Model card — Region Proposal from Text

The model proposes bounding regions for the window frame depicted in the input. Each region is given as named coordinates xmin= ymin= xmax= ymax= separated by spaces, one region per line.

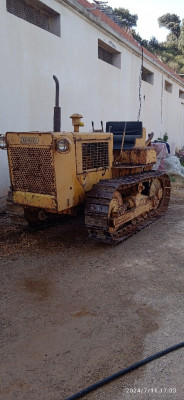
xmin=142 ymin=66 xmax=154 ymax=85
xmin=98 ymin=39 xmax=121 ymax=69
xmin=164 ymin=80 xmax=172 ymax=93
xmin=6 ymin=0 xmax=61 ymax=37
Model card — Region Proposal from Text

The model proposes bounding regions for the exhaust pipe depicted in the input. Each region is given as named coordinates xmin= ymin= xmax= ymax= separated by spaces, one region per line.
xmin=53 ymin=75 xmax=61 ymax=132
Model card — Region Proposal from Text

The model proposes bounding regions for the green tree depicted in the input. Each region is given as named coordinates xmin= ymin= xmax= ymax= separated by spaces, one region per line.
xmin=113 ymin=8 xmax=138 ymax=29
xmin=131 ymin=30 xmax=148 ymax=47
xmin=158 ymin=13 xmax=181 ymax=38
xmin=149 ymin=36 xmax=159 ymax=48
xmin=155 ymin=13 xmax=184 ymax=73
xmin=165 ymin=32 xmax=179 ymax=49
xmin=167 ymin=60 xmax=180 ymax=72
xmin=111 ymin=7 xmax=184 ymax=74
xmin=178 ymin=20 xmax=184 ymax=53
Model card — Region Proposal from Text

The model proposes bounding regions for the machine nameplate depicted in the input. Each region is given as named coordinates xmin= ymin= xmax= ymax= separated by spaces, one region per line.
xmin=20 ymin=137 xmax=39 ymax=145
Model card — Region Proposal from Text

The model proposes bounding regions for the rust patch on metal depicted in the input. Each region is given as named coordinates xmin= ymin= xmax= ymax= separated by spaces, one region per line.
xmin=9 ymin=147 xmax=56 ymax=195
xmin=82 ymin=142 xmax=109 ymax=171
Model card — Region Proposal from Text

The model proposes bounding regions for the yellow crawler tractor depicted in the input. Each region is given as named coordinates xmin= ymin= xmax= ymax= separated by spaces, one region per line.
xmin=0 ymin=76 xmax=171 ymax=243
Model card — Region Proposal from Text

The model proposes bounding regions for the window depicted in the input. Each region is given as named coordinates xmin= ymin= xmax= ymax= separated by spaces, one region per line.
xmin=179 ymin=90 xmax=184 ymax=99
xmin=98 ymin=39 xmax=121 ymax=69
xmin=165 ymin=80 xmax=172 ymax=93
xmin=6 ymin=0 xmax=60 ymax=37
xmin=142 ymin=66 xmax=154 ymax=85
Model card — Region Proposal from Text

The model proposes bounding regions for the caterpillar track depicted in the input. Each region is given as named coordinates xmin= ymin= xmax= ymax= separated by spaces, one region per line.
xmin=85 ymin=170 xmax=171 ymax=244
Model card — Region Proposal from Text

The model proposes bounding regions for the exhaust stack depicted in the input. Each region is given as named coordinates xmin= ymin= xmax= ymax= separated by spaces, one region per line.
xmin=53 ymin=75 xmax=61 ymax=132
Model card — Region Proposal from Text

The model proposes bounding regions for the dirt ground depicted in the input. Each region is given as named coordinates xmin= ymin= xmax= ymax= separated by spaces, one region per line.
xmin=0 ymin=177 xmax=184 ymax=400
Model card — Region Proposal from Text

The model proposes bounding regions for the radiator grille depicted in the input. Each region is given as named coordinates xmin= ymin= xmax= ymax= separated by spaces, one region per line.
xmin=7 ymin=0 xmax=49 ymax=32
xmin=82 ymin=142 xmax=109 ymax=172
xmin=9 ymin=147 xmax=56 ymax=195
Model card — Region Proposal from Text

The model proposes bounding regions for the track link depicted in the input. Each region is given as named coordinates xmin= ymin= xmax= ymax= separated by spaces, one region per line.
xmin=85 ymin=171 xmax=171 ymax=244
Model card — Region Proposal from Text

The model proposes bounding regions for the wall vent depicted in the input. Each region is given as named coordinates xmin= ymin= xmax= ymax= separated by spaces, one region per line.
xmin=142 ymin=66 xmax=154 ymax=85
xmin=98 ymin=39 xmax=121 ymax=69
xmin=165 ymin=80 xmax=172 ymax=93
xmin=7 ymin=0 xmax=60 ymax=37
xmin=179 ymin=89 xmax=184 ymax=99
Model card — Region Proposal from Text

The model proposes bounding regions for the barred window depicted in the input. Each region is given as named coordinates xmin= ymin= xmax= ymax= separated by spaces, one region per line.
xmin=7 ymin=0 xmax=60 ymax=37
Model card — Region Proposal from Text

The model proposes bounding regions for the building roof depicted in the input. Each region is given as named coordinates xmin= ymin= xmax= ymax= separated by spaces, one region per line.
xmin=76 ymin=0 xmax=184 ymax=85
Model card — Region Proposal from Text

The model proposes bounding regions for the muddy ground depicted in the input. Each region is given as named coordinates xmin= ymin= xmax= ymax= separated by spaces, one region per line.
xmin=0 ymin=178 xmax=184 ymax=400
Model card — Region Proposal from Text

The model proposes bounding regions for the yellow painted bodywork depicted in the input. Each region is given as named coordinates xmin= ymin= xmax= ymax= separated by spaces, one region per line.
xmin=119 ymin=147 xmax=156 ymax=165
xmin=6 ymin=131 xmax=113 ymax=213
xmin=7 ymin=132 xmax=53 ymax=146
xmin=134 ymin=127 xmax=146 ymax=148
xmin=55 ymin=132 xmax=113 ymax=211
xmin=13 ymin=191 xmax=57 ymax=210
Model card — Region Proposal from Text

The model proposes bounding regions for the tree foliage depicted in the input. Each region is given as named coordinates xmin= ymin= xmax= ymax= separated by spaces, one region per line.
xmin=165 ymin=33 xmax=179 ymax=49
xmin=113 ymin=8 xmax=184 ymax=74
xmin=113 ymin=8 xmax=138 ymax=29
xmin=178 ymin=20 xmax=184 ymax=53
xmin=157 ymin=14 xmax=184 ymax=73
xmin=158 ymin=14 xmax=181 ymax=38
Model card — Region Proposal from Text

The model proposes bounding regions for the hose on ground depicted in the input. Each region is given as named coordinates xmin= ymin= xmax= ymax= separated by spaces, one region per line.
xmin=66 ymin=341 xmax=184 ymax=400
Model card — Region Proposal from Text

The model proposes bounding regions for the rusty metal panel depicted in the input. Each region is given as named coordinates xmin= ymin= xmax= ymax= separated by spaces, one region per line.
xmin=6 ymin=132 xmax=53 ymax=146
xmin=117 ymin=147 xmax=157 ymax=165
xmin=82 ymin=142 xmax=109 ymax=172
xmin=9 ymin=146 xmax=56 ymax=195
xmin=74 ymin=132 xmax=113 ymax=175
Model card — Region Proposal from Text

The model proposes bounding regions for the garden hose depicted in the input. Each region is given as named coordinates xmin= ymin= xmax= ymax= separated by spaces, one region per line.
xmin=66 ymin=341 xmax=184 ymax=400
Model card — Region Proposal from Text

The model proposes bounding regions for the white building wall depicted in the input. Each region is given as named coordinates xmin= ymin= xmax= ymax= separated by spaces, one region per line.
xmin=140 ymin=64 xmax=183 ymax=146
xmin=1 ymin=0 xmax=184 ymax=204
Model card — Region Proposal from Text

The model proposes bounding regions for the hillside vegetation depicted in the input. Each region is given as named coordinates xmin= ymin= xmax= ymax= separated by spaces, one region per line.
xmin=114 ymin=8 xmax=184 ymax=74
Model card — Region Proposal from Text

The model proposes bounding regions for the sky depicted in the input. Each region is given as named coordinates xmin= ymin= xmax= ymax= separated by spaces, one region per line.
xmin=89 ymin=0 xmax=184 ymax=42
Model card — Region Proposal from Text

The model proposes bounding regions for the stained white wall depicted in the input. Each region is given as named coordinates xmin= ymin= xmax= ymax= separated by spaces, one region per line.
xmin=0 ymin=0 xmax=184 ymax=203
xmin=141 ymin=71 xmax=183 ymax=147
